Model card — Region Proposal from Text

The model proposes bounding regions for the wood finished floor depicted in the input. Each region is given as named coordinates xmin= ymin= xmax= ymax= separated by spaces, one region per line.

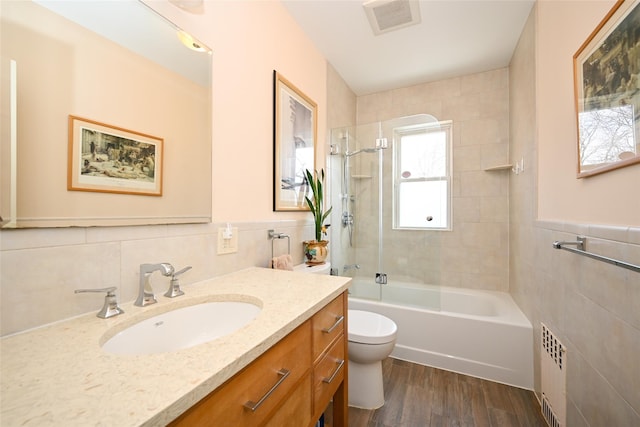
xmin=327 ymin=358 xmax=547 ymax=427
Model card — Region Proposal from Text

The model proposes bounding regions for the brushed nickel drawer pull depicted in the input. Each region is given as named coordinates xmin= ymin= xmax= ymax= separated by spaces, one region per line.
xmin=321 ymin=315 xmax=344 ymax=334
xmin=243 ymin=368 xmax=290 ymax=412
xmin=322 ymin=359 xmax=345 ymax=384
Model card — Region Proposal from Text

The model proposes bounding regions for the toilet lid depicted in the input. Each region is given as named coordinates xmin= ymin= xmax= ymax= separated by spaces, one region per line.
xmin=348 ymin=309 xmax=397 ymax=344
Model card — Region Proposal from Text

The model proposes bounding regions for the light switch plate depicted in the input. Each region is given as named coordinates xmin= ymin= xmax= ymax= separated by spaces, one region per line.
xmin=217 ymin=227 xmax=238 ymax=254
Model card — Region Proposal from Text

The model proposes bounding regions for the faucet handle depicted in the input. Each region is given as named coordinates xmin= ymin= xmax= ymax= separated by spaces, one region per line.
xmin=172 ymin=266 xmax=192 ymax=279
xmin=75 ymin=287 xmax=124 ymax=319
xmin=164 ymin=266 xmax=192 ymax=298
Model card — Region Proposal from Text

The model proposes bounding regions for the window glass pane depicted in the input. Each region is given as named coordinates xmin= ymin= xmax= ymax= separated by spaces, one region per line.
xmin=399 ymin=131 xmax=446 ymax=178
xmin=398 ymin=181 xmax=448 ymax=228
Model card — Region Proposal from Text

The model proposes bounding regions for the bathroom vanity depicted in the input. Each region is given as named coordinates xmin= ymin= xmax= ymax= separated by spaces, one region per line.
xmin=170 ymin=292 xmax=347 ymax=426
xmin=0 ymin=268 xmax=350 ymax=426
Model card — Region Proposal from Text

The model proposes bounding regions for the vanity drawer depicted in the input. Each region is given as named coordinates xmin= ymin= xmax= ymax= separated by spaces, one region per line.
xmin=313 ymin=336 xmax=345 ymax=416
xmin=264 ymin=375 xmax=311 ymax=427
xmin=170 ymin=321 xmax=312 ymax=426
xmin=312 ymin=294 xmax=345 ymax=361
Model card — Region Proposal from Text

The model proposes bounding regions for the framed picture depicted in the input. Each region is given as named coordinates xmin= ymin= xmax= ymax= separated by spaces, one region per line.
xmin=68 ymin=116 xmax=163 ymax=196
xmin=273 ymin=71 xmax=317 ymax=211
xmin=573 ymin=0 xmax=640 ymax=177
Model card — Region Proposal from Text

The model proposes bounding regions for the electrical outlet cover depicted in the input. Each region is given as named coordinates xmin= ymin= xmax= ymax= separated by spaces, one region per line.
xmin=217 ymin=227 xmax=238 ymax=254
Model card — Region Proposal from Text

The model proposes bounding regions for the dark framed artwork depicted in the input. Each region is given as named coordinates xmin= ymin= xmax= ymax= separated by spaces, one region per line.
xmin=574 ymin=0 xmax=640 ymax=177
xmin=273 ymin=71 xmax=317 ymax=211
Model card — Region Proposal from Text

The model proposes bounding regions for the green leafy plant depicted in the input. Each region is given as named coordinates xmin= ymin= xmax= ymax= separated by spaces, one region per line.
xmin=304 ymin=168 xmax=332 ymax=242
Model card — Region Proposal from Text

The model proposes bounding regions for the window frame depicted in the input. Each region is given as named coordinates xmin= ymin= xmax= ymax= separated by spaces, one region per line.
xmin=392 ymin=120 xmax=453 ymax=231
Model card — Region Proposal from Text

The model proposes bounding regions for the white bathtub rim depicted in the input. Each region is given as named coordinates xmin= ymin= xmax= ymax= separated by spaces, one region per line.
xmin=348 ymin=293 xmax=532 ymax=328
xmin=349 ymin=279 xmax=531 ymax=324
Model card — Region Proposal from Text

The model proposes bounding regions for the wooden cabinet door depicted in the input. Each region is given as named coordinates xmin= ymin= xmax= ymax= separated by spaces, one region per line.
xmin=170 ymin=322 xmax=311 ymax=427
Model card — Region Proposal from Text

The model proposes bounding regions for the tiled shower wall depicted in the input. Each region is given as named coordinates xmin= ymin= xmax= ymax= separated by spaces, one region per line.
xmin=354 ymin=68 xmax=511 ymax=290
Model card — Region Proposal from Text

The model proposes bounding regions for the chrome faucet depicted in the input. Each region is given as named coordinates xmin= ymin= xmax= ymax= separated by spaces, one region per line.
xmin=135 ymin=263 xmax=174 ymax=307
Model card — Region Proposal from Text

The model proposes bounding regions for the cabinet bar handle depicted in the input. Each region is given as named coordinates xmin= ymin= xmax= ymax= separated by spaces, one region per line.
xmin=322 ymin=359 xmax=345 ymax=384
xmin=243 ymin=368 xmax=290 ymax=412
xmin=321 ymin=315 xmax=344 ymax=334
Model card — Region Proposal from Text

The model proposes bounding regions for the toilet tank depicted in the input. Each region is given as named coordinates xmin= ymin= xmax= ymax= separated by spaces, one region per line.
xmin=293 ymin=263 xmax=331 ymax=275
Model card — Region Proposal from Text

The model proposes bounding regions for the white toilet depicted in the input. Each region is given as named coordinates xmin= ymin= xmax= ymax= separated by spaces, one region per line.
xmin=293 ymin=263 xmax=398 ymax=409
xmin=347 ymin=309 xmax=397 ymax=409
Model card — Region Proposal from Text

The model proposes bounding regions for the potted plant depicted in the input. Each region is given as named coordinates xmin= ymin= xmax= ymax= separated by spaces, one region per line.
xmin=303 ymin=168 xmax=332 ymax=264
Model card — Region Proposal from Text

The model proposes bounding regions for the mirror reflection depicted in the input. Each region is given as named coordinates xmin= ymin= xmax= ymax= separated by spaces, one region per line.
xmin=0 ymin=0 xmax=212 ymax=227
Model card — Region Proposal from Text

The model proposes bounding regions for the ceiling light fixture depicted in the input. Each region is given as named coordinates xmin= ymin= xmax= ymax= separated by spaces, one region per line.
xmin=363 ymin=0 xmax=421 ymax=36
xmin=176 ymin=30 xmax=210 ymax=53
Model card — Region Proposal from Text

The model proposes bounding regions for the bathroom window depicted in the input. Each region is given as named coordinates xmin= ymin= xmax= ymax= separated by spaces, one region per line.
xmin=393 ymin=120 xmax=452 ymax=230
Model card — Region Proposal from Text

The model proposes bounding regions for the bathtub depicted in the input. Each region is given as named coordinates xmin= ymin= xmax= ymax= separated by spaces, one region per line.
xmin=348 ymin=280 xmax=534 ymax=389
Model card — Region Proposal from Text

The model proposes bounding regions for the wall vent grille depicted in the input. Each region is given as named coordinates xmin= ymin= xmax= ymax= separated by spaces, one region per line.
xmin=542 ymin=395 xmax=561 ymax=427
xmin=541 ymin=323 xmax=566 ymax=427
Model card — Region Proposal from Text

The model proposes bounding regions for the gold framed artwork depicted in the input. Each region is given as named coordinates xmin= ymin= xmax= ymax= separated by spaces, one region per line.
xmin=573 ymin=0 xmax=640 ymax=177
xmin=68 ymin=115 xmax=163 ymax=196
xmin=273 ymin=71 xmax=317 ymax=211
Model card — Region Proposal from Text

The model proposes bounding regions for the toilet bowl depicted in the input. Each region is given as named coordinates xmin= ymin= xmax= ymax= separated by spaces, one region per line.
xmin=292 ymin=263 xmax=398 ymax=409
xmin=348 ymin=309 xmax=397 ymax=409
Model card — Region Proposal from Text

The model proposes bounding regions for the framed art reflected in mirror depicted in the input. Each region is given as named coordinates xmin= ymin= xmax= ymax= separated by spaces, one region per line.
xmin=574 ymin=0 xmax=640 ymax=177
xmin=68 ymin=116 xmax=163 ymax=196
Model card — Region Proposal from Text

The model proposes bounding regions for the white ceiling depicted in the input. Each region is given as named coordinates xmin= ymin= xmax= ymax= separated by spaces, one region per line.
xmin=282 ymin=0 xmax=535 ymax=95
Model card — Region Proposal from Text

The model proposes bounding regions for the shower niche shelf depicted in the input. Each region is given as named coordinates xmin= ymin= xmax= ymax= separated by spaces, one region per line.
xmin=483 ymin=164 xmax=512 ymax=171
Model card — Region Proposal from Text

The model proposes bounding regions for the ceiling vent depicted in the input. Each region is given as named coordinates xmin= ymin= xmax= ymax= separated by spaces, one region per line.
xmin=363 ymin=0 xmax=421 ymax=36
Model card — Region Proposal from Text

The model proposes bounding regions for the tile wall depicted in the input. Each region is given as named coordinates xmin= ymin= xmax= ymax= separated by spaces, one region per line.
xmin=510 ymin=9 xmax=640 ymax=425
xmin=0 ymin=220 xmax=313 ymax=336
xmin=351 ymin=68 xmax=511 ymax=290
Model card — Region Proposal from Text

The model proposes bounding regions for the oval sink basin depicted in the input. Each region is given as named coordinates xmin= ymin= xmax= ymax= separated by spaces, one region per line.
xmin=102 ymin=301 xmax=261 ymax=355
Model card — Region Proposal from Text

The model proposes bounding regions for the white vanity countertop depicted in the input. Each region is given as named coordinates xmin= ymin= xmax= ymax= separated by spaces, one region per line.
xmin=0 ymin=267 xmax=351 ymax=426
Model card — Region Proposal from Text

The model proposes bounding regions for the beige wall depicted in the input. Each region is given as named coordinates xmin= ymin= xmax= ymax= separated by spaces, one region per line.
xmin=2 ymin=4 xmax=639 ymax=426
xmin=2 ymin=1 xmax=211 ymax=226
xmin=0 ymin=1 xmax=327 ymax=335
xmin=147 ymin=0 xmax=327 ymax=223
xmin=511 ymin=5 xmax=640 ymax=426
xmin=536 ymin=0 xmax=640 ymax=227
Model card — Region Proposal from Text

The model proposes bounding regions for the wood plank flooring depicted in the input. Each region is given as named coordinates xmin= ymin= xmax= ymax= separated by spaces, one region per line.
xmin=326 ymin=358 xmax=547 ymax=427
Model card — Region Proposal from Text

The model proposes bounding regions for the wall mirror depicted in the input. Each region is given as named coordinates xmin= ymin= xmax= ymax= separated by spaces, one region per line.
xmin=0 ymin=0 xmax=212 ymax=227
xmin=573 ymin=0 xmax=640 ymax=178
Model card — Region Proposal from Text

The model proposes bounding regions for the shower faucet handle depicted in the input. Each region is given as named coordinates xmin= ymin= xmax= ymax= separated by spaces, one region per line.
xmin=342 ymin=212 xmax=354 ymax=226
xmin=375 ymin=273 xmax=387 ymax=285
